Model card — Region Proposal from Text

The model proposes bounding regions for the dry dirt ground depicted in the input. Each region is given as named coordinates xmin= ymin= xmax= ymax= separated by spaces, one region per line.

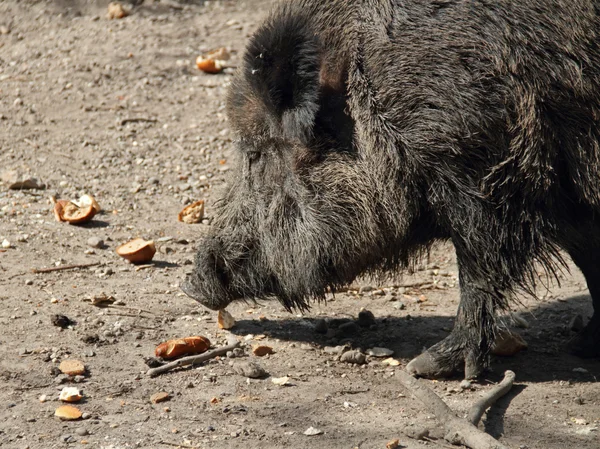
xmin=0 ymin=1 xmax=599 ymax=449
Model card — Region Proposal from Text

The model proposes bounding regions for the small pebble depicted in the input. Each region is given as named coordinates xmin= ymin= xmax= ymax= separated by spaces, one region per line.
xmin=52 ymin=314 xmax=74 ymax=329
xmin=393 ymin=302 xmax=406 ymax=310
xmin=357 ymin=309 xmax=376 ymax=328
xmin=366 ymin=347 xmax=393 ymax=357
xmin=340 ymin=350 xmax=366 ymax=364
xmin=460 ymin=379 xmax=472 ymax=390
xmin=406 ymin=427 xmax=430 ymax=440
xmin=75 ymin=428 xmax=89 ymax=437
xmin=150 ymin=392 xmax=171 ymax=404
xmin=569 ymin=315 xmax=585 ymax=332
xmin=323 ymin=345 xmax=345 ymax=355
xmin=303 ymin=426 xmax=323 ymax=436
xmin=338 ymin=321 xmax=359 ymax=336
xmin=235 ymin=361 xmax=267 ymax=378
xmin=314 ymin=319 xmax=328 ymax=334
xmin=87 ymin=237 xmax=104 ymax=249
xmin=576 ymin=426 xmax=598 ymax=435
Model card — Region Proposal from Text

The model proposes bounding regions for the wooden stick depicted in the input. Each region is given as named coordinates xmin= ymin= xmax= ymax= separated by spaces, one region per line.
xmin=397 ymin=370 xmax=511 ymax=449
xmin=158 ymin=441 xmax=198 ymax=449
xmin=468 ymin=371 xmax=516 ymax=426
xmin=147 ymin=340 xmax=241 ymax=377
xmin=120 ymin=117 xmax=158 ymax=126
xmin=31 ymin=262 xmax=101 ymax=274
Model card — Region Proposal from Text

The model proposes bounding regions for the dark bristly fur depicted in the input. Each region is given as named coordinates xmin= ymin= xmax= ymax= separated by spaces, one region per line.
xmin=182 ymin=0 xmax=600 ymax=378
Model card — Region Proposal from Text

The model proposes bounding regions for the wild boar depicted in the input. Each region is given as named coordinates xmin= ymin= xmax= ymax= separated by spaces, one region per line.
xmin=182 ymin=0 xmax=600 ymax=378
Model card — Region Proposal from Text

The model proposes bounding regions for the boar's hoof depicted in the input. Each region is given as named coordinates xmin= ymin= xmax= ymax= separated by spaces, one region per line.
xmin=567 ymin=318 xmax=600 ymax=358
xmin=406 ymin=351 xmax=459 ymax=379
xmin=406 ymin=335 xmax=485 ymax=380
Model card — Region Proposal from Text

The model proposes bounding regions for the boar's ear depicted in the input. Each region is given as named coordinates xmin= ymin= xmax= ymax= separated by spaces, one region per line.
xmin=244 ymin=9 xmax=320 ymax=143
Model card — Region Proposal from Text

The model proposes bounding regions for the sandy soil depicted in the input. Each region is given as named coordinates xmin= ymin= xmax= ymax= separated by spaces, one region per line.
xmin=0 ymin=1 xmax=598 ymax=448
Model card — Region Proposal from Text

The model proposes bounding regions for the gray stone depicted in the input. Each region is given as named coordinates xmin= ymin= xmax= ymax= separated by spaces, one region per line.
xmin=366 ymin=347 xmax=393 ymax=357
xmin=87 ymin=237 xmax=104 ymax=249
xmin=235 ymin=361 xmax=267 ymax=378
xmin=569 ymin=314 xmax=585 ymax=332
xmin=314 ymin=319 xmax=328 ymax=334
xmin=340 ymin=350 xmax=366 ymax=364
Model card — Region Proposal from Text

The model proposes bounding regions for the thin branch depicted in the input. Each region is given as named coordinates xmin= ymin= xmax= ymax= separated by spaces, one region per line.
xmin=120 ymin=117 xmax=158 ymax=126
xmin=147 ymin=340 xmax=241 ymax=377
xmin=397 ymin=370 xmax=511 ymax=449
xmin=31 ymin=262 xmax=102 ymax=273
xmin=468 ymin=370 xmax=516 ymax=426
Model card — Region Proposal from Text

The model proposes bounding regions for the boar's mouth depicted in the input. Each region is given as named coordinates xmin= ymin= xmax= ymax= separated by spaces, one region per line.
xmin=179 ymin=249 xmax=241 ymax=311
xmin=180 ymin=276 xmax=221 ymax=311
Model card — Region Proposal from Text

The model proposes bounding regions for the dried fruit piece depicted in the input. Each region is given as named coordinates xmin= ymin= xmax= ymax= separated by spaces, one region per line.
xmin=75 ymin=194 xmax=101 ymax=214
xmin=107 ymin=2 xmax=128 ymax=19
xmin=116 ymin=238 xmax=156 ymax=264
xmin=206 ymin=47 xmax=231 ymax=61
xmin=55 ymin=405 xmax=82 ymax=420
xmin=381 ymin=357 xmax=401 ymax=366
xmin=59 ymin=359 xmax=86 ymax=376
xmin=218 ymin=309 xmax=235 ymax=329
xmin=196 ymin=57 xmax=224 ymax=74
xmin=155 ymin=336 xmax=211 ymax=359
xmin=252 ymin=345 xmax=274 ymax=357
xmin=150 ymin=392 xmax=171 ymax=404
xmin=54 ymin=200 xmax=96 ymax=224
xmin=178 ymin=200 xmax=205 ymax=224
xmin=491 ymin=330 xmax=528 ymax=356
xmin=59 ymin=387 xmax=83 ymax=403
xmin=86 ymin=292 xmax=116 ymax=307
xmin=386 ymin=439 xmax=400 ymax=449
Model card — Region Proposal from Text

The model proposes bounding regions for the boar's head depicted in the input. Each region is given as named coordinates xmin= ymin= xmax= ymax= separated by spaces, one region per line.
xmin=181 ymin=8 xmax=421 ymax=311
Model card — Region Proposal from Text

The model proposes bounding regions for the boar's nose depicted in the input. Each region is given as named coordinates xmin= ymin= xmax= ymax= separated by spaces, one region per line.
xmin=180 ymin=251 xmax=232 ymax=310
xmin=180 ymin=274 xmax=206 ymax=304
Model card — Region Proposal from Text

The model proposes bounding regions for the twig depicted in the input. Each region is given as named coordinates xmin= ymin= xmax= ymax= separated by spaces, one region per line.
xmin=468 ymin=371 xmax=516 ymax=426
xmin=131 ymin=324 xmax=159 ymax=330
xmin=100 ymin=304 xmax=156 ymax=316
xmin=104 ymin=312 xmax=148 ymax=318
xmin=423 ymin=436 xmax=460 ymax=449
xmin=24 ymin=138 xmax=39 ymax=148
xmin=120 ymin=117 xmax=158 ymax=126
xmin=147 ymin=340 xmax=241 ymax=377
xmin=397 ymin=370 xmax=511 ymax=449
xmin=158 ymin=441 xmax=198 ymax=449
xmin=31 ymin=262 xmax=101 ymax=274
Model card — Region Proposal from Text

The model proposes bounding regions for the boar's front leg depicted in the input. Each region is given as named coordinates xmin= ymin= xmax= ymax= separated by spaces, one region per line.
xmin=565 ymin=240 xmax=600 ymax=358
xmin=407 ymin=244 xmax=504 ymax=379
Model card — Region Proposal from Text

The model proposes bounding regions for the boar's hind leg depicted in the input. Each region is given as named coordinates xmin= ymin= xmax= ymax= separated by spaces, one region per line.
xmin=406 ymin=247 xmax=501 ymax=379
xmin=565 ymin=243 xmax=600 ymax=358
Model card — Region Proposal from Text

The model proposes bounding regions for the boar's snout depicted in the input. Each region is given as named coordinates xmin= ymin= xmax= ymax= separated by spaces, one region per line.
xmin=180 ymin=241 xmax=235 ymax=311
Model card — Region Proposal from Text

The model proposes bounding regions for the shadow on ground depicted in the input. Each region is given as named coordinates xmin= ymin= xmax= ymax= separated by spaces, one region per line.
xmin=228 ymin=294 xmax=599 ymax=384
